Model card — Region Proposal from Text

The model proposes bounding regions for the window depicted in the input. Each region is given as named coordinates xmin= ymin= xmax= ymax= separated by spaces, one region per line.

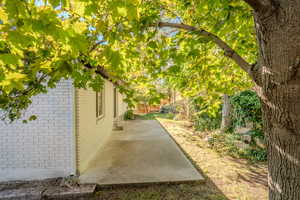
xmin=96 ymin=88 xmax=105 ymax=119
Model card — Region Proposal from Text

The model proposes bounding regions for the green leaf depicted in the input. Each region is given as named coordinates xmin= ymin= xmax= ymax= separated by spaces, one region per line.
xmin=7 ymin=31 xmax=34 ymax=48
xmin=49 ymin=0 xmax=61 ymax=7
xmin=0 ymin=54 xmax=20 ymax=65
xmin=148 ymin=41 xmax=157 ymax=49
xmin=117 ymin=7 xmax=128 ymax=17
xmin=29 ymin=115 xmax=37 ymax=121
xmin=0 ymin=97 xmax=9 ymax=105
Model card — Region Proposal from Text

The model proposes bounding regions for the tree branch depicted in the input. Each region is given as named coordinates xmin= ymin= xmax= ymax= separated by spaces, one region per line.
xmin=80 ymin=59 xmax=125 ymax=86
xmin=158 ymin=22 xmax=252 ymax=74
xmin=89 ymin=40 xmax=105 ymax=52
xmin=243 ymin=0 xmax=277 ymax=12
xmin=243 ymin=0 xmax=264 ymax=11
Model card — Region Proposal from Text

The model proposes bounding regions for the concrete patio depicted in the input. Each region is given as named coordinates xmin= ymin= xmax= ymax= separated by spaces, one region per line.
xmin=79 ymin=120 xmax=203 ymax=185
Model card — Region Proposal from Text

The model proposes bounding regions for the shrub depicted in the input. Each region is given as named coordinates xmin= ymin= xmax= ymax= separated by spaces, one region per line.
xmin=190 ymin=96 xmax=222 ymax=131
xmin=159 ymin=104 xmax=177 ymax=113
xmin=193 ymin=113 xmax=222 ymax=131
xmin=208 ymin=132 xmax=267 ymax=162
xmin=190 ymin=90 xmax=266 ymax=162
xmin=230 ymin=90 xmax=264 ymax=139
xmin=242 ymin=148 xmax=267 ymax=162
xmin=124 ymin=110 xmax=135 ymax=120
xmin=230 ymin=90 xmax=262 ymax=128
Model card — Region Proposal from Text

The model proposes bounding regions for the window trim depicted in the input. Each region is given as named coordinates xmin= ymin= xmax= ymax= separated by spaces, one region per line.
xmin=96 ymin=88 xmax=105 ymax=120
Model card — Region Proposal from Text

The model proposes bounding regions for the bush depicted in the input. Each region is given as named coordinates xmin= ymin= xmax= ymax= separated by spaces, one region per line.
xmin=230 ymin=90 xmax=262 ymax=128
xmin=124 ymin=110 xmax=135 ymax=120
xmin=190 ymin=96 xmax=222 ymax=131
xmin=194 ymin=113 xmax=222 ymax=131
xmin=242 ymin=148 xmax=267 ymax=162
xmin=230 ymin=90 xmax=264 ymax=140
xmin=159 ymin=104 xmax=177 ymax=114
xmin=208 ymin=132 xmax=267 ymax=162
xmin=188 ymin=90 xmax=266 ymax=162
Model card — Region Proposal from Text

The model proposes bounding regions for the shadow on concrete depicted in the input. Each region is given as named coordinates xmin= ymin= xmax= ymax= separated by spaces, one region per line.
xmin=85 ymin=120 xmax=230 ymax=200
xmin=80 ymin=120 xmax=203 ymax=185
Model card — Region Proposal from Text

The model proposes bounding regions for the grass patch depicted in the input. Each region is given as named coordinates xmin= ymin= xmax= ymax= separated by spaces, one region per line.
xmin=135 ymin=112 xmax=175 ymax=120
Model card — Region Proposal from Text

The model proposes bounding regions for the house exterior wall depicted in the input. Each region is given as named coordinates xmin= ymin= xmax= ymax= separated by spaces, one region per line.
xmin=116 ymin=92 xmax=128 ymax=127
xmin=118 ymin=93 xmax=128 ymax=116
xmin=76 ymin=80 xmax=127 ymax=173
xmin=0 ymin=80 xmax=76 ymax=181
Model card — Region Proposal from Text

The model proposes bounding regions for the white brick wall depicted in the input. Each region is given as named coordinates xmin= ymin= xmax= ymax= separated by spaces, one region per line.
xmin=0 ymin=80 xmax=75 ymax=181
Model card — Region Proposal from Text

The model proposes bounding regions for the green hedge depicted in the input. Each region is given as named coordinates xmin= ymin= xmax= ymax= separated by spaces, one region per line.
xmin=230 ymin=90 xmax=262 ymax=129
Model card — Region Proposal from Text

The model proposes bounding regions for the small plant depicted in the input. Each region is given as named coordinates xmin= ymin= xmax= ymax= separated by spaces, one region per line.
xmin=248 ymin=129 xmax=264 ymax=139
xmin=124 ymin=110 xmax=135 ymax=120
xmin=159 ymin=104 xmax=177 ymax=114
xmin=242 ymin=148 xmax=267 ymax=162
xmin=207 ymin=132 xmax=267 ymax=162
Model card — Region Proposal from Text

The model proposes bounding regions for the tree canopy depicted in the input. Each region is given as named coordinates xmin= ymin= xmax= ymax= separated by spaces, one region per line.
xmin=0 ymin=0 xmax=257 ymax=121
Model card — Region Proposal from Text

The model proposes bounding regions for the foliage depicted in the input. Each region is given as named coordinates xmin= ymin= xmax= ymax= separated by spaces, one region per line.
xmin=199 ymin=90 xmax=266 ymax=161
xmin=156 ymin=0 xmax=255 ymax=115
xmin=189 ymin=96 xmax=222 ymax=131
xmin=230 ymin=90 xmax=262 ymax=130
xmin=194 ymin=113 xmax=222 ymax=131
xmin=243 ymin=148 xmax=267 ymax=162
xmin=0 ymin=0 xmax=257 ymax=122
xmin=131 ymin=78 xmax=167 ymax=110
xmin=197 ymin=90 xmax=266 ymax=161
xmin=248 ymin=129 xmax=264 ymax=139
xmin=0 ymin=0 xmax=141 ymax=121
xmin=124 ymin=109 xmax=135 ymax=120
xmin=159 ymin=104 xmax=177 ymax=114
xmin=208 ymin=132 xmax=267 ymax=162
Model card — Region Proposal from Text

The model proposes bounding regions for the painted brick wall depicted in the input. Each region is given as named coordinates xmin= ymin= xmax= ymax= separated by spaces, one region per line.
xmin=0 ymin=80 xmax=75 ymax=181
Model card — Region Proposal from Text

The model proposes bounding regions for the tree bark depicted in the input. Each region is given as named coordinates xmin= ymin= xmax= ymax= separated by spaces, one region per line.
xmin=252 ymin=1 xmax=300 ymax=199
xmin=221 ymin=94 xmax=232 ymax=131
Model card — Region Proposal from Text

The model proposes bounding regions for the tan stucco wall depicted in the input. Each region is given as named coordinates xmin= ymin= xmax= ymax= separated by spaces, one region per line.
xmin=118 ymin=93 xmax=128 ymax=115
xmin=75 ymin=80 xmax=127 ymax=173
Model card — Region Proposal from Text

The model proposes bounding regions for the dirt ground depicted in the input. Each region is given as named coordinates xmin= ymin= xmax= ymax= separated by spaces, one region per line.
xmin=94 ymin=118 xmax=268 ymax=200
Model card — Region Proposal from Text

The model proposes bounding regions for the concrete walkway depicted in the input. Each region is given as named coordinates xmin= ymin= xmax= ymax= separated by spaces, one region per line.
xmin=79 ymin=120 xmax=203 ymax=185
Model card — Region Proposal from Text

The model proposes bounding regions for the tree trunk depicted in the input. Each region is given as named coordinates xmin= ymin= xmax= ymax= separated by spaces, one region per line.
xmin=221 ymin=94 xmax=232 ymax=131
xmin=253 ymin=1 xmax=300 ymax=199
xmin=186 ymin=99 xmax=191 ymax=120
xmin=172 ymin=89 xmax=176 ymax=104
xmin=169 ymin=88 xmax=172 ymax=104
